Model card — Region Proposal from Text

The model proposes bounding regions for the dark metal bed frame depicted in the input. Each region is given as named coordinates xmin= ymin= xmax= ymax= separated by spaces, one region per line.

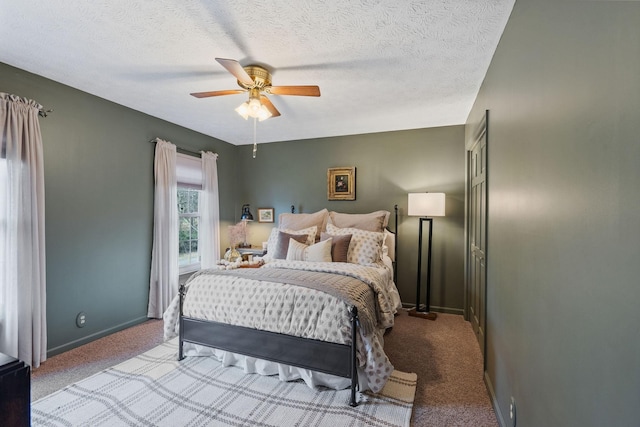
xmin=178 ymin=205 xmax=398 ymax=407
xmin=179 ymin=305 xmax=360 ymax=405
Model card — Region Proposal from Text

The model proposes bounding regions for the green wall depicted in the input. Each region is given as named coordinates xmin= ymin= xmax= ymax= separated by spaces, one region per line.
xmin=467 ymin=1 xmax=640 ymax=426
xmin=2 ymin=61 xmax=468 ymax=356
xmin=0 ymin=62 xmax=238 ymax=355
xmin=235 ymin=128 xmax=466 ymax=311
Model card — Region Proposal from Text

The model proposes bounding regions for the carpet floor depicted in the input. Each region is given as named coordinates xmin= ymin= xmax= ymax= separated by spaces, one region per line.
xmin=385 ymin=311 xmax=498 ymax=426
xmin=32 ymin=338 xmax=417 ymax=426
xmin=32 ymin=310 xmax=498 ymax=426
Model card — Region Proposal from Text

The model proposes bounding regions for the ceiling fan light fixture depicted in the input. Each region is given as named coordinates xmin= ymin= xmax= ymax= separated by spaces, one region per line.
xmin=192 ymin=58 xmax=318 ymax=121
xmin=235 ymin=98 xmax=272 ymax=121
xmin=256 ymin=105 xmax=272 ymax=121
xmin=235 ymin=102 xmax=250 ymax=120
xmin=248 ymin=98 xmax=261 ymax=115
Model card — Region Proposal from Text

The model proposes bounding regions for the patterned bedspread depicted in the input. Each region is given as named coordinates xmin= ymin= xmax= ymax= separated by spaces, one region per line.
xmin=163 ymin=260 xmax=395 ymax=393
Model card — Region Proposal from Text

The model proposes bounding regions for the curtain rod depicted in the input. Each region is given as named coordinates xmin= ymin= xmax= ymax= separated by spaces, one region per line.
xmin=1 ymin=93 xmax=51 ymax=117
xmin=148 ymin=138 xmax=203 ymax=157
xmin=38 ymin=108 xmax=53 ymax=118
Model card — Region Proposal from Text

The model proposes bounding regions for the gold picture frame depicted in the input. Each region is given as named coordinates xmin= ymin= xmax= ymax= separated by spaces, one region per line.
xmin=327 ymin=167 xmax=356 ymax=201
xmin=257 ymin=208 xmax=274 ymax=223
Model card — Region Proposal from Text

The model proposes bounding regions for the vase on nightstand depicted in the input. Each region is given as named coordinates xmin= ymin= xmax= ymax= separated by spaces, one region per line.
xmin=224 ymin=246 xmax=241 ymax=262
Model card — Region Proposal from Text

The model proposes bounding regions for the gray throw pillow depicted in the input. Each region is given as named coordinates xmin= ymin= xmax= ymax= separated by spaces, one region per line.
xmin=320 ymin=232 xmax=352 ymax=263
xmin=274 ymin=231 xmax=309 ymax=259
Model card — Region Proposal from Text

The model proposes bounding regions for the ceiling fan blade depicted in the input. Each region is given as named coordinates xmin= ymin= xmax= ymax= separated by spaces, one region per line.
xmin=190 ymin=89 xmax=246 ymax=98
xmin=260 ymin=95 xmax=281 ymax=118
xmin=215 ymin=58 xmax=254 ymax=86
xmin=267 ymin=85 xmax=321 ymax=97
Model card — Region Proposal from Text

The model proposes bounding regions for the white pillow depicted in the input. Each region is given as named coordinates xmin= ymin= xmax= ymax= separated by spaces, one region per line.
xmin=265 ymin=226 xmax=317 ymax=259
xmin=383 ymin=229 xmax=395 ymax=261
xmin=286 ymin=238 xmax=333 ymax=262
xmin=326 ymin=223 xmax=384 ymax=265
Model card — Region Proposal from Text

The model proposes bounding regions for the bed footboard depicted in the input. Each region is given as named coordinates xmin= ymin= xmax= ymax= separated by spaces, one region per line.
xmin=178 ymin=284 xmax=360 ymax=406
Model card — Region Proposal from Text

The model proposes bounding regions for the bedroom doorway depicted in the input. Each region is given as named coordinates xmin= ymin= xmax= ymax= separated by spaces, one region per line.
xmin=465 ymin=110 xmax=488 ymax=359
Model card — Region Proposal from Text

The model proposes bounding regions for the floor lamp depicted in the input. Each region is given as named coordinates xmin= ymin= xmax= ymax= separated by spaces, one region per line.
xmin=408 ymin=192 xmax=446 ymax=320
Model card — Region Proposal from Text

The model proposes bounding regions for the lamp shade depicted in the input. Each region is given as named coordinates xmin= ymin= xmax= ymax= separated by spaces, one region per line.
xmin=240 ymin=204 xmax=254 ymax=221
xmin=408 ymin=193 xmax=446 ymax=217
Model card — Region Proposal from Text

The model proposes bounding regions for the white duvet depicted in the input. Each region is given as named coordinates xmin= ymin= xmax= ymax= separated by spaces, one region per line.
xmin=163 ymin=260 xmax=402 ymax=393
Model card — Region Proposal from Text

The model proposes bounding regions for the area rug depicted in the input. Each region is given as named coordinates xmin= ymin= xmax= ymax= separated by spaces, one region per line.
xmin=32 ymin=338 xmax=417 ymax=426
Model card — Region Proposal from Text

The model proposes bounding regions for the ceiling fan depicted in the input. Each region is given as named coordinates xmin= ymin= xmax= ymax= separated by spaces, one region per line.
xmin=190 ymin=58 xmax=321 ymax=121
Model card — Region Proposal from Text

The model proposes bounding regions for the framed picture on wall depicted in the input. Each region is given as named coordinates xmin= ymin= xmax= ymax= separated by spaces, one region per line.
xmin=327 ymin=167 xmax=356 ymax=201
xmin=258 ymin=208 xmax=274 ymax=223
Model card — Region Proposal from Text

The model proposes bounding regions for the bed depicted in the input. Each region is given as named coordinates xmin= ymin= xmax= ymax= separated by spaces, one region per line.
xmin=163 ymin=207 xmax=401 ymax=406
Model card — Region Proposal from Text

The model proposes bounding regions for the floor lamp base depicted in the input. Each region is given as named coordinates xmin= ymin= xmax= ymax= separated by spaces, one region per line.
xmin=408 ymin=308 xmax=438 ymax=321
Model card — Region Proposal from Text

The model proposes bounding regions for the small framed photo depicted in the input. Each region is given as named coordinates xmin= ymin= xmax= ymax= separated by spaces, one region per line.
xmin=327 ymin=167 xmax=356 ymax=201
xmin=258 ymin=208 xmax=274 ymax=223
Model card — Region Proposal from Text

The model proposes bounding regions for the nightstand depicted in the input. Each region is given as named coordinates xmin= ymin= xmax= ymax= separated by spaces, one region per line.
xmin=0 ymin=352 xmax=30 ymax=427
xmin=237 ymin=247 xmax=266 ymax=261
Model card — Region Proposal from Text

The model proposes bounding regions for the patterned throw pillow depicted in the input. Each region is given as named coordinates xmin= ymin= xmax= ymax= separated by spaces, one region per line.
xmin=326 ymin=223 xmax=384 ymax=265
xmin=320 ymin=232 xmax=352 ymax=263
xmin=286 ymin=238 xmax=333 ymax=262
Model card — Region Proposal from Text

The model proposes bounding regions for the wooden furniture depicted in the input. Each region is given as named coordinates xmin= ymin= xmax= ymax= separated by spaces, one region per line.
xmin=0 ymin=352 xmax=30 ymax=427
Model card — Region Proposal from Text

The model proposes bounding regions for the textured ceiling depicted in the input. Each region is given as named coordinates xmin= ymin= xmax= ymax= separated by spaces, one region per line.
xmin=0 ymin=0 xmax=514 ymax=145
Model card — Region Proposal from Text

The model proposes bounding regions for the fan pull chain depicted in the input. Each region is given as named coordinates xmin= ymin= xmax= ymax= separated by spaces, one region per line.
xmin=252 ymin=117 xmax=258 ymax=158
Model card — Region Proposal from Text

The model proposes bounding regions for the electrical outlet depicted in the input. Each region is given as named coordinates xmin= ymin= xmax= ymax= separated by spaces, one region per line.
xmin=76 ymin=312 xmax=87 ymax=328
xmin=509 ymin=396 xmax=517 ymax=427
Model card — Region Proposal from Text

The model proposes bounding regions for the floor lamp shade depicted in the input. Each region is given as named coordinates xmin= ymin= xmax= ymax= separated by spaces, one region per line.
xmin=408 ymin=192 xmax=446 ymax=217
xmin=407 ymin=192 xmax=445 ymax=320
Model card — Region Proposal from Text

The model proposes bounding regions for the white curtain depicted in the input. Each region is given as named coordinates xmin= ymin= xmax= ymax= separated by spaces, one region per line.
xmin=147 ymin=139 xmax=178 ymax=318
xmin=200 ymin=151 xmax=220 ymax=268
xmin=0 ymin=92 xmax=47 ymax=367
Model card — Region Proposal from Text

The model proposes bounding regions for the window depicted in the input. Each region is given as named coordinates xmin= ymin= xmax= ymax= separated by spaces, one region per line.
xmin=178 ymin=187 xmax=200 ymax=273
xmin=176 ymin=153 xmax=203 ymax=273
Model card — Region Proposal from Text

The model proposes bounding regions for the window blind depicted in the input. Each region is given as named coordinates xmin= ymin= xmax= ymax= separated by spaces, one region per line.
xmin=176 ymin=152 xmax=202 ymax=189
